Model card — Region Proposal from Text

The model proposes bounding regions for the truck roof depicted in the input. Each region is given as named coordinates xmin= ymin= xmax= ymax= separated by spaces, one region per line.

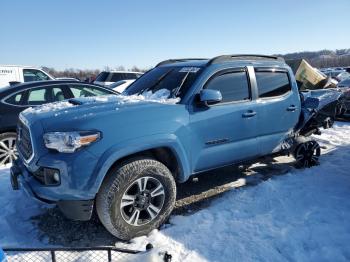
xmin=156 ymin=54 xmax=286 ymax=68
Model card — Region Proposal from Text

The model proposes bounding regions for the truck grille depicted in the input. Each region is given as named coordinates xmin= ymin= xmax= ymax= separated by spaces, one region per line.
xmin=17 ymin=120 xmax=33 ymax=161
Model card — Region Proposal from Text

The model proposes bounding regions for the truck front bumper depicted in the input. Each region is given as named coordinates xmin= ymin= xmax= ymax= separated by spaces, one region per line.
xmin=10 ymin=159 xmax=94 ymax=221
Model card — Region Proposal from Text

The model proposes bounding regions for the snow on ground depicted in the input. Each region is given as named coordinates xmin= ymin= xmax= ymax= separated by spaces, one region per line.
xmin=0 ymin=164 xmax=51 ymax=247
xmin=1 ymin=122 xmax=350 ymax=262
xmin=128 ymin=123 xmax=350 ymax=261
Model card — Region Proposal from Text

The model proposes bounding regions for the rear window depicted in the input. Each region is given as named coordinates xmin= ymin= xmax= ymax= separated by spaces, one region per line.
xmin=5 ymin=92 xmax=24 ymax=105
xmin=95 ymin=72 xmax=109 ymax=82
xmin=255 ymin=71 xmax=291 ymax=98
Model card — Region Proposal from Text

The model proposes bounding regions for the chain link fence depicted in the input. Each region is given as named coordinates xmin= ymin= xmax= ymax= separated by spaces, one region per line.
xmin=3 ymin=245 xmax=154 ymax=262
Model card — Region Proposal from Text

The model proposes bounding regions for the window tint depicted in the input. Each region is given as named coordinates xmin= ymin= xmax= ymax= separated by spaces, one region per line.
xmin=256 ymin=71 xmax=291 ymax=98
xmin=5 ymin=92 xmax=24 ymax=105
xmin=206 ymin=71 xmax=250 ymax=103
xmin=69 ymin=85 xmax=113 ymax=98
xmin=23 ymin=69 xmax=50 ymax=82
xmin=95 ymin=72 xmax=109 ymax=82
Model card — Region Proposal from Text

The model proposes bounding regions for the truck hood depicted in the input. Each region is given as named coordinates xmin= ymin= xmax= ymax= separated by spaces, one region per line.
xmin=20 ymin=93 xmax=180 ymax=124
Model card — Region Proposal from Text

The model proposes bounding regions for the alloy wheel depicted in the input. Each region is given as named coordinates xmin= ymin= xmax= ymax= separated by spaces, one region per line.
xmin=120 ymin=176 xmax=165 ymax=226
xmin=295 ymin=141 xmax=321 ymax=168
xmin=0 ymin=137 xmax=17 ymax=166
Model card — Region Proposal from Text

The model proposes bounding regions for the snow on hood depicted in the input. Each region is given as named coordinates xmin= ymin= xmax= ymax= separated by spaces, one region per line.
xmin=22 ymin=89 xmax=180 ymax=115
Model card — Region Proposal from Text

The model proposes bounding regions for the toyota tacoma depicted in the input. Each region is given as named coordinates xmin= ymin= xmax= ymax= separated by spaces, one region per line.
xmin=11 ymin=55 xmax=341 ymax=240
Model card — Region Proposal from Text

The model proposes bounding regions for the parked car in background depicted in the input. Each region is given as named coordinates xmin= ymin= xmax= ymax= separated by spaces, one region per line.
xmin=108 ymin=79 xmax=135 ymax=93
xmin=323 ymin=69 xmax=350 ymax=82
xmin=337 ymin=78 xmax=350 ymax=115
xmin=0 ymin=80 xmax=118 ymax=166
xmin=0 ymin=65 xmax=54 ymax=88
xmin=94 ymin=71 xmax=142 ymax=86
xmin=10 ymin=55 xmax=342 ymax=240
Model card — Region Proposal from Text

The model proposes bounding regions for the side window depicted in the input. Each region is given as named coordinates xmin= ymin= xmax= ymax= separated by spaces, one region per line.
xmin=23 ymin=69 xmax=50 ymax=82
xmin=255 ymin=71 xmax=291 ymax=98
xmin=52 ymin=87 xmax=66 ymax=101
xmin=206 ymin=70 xmax=250 ymax=103
xmin=5 ymin=92 xmax=25 ymax=105
xmin=26 ymin=87 xmax=52 ymax=105
xmin=109 ymin=73 xmax=123 ymax=82
xmin=69 ymin=85 xmax=113 ymax=98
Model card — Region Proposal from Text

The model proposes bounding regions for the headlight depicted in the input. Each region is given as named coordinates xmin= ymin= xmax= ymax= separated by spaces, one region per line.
xmin=43 ymin=131 xmax=100 ymax=153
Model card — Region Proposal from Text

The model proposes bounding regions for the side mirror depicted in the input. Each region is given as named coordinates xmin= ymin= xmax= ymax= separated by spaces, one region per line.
xmin=199 ymin=89 xmax=222 ymax=106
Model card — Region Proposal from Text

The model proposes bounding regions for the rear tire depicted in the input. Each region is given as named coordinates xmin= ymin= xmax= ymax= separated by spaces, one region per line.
xmin=96 ymin=158 xmax=176 ymax=240
xmin=0 ymin=132 xmax=17 ymax=166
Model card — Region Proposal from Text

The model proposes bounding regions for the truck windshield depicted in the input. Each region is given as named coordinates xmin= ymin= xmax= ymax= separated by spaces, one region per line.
xmin=124 ymin=66 xmax=203 ymax=99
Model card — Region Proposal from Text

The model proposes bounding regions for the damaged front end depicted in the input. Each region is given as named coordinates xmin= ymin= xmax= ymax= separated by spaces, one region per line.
xmin=295 ymin=89 xmax=345 ymax=136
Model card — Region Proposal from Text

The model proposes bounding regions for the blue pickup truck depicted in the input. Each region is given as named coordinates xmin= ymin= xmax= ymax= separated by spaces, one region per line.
xmin=10 ymin=55 xmax=341 ymax=240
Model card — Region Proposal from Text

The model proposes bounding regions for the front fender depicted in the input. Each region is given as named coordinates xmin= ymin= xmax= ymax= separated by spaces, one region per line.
xmin=87 ymin=133 xmax=191 ymax=195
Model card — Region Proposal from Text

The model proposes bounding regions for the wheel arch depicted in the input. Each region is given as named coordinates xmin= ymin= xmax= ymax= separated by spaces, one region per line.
xmin=89 ymin=134 xmax=191 ymax=196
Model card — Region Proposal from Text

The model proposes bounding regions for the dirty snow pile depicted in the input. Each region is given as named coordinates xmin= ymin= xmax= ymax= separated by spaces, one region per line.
xmin=0 ymin=123 xmax=350 ymax=262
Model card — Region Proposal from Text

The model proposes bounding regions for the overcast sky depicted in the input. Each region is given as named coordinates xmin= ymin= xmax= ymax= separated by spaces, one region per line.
xmin=0 ymin=0 xmax=349 ymax=70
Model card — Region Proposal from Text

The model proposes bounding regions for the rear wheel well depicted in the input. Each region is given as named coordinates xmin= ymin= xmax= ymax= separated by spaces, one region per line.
xmin=109 ymin=147 xmax=181 ymax=181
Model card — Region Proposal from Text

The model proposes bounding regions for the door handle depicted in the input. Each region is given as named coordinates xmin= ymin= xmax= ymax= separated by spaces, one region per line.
xmin=242 ymin=110 xmax=257 ymax=118
xmin=287 ymin=105 xmax=297 ymax=111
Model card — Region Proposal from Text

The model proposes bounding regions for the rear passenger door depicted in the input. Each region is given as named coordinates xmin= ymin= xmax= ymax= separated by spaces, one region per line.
xmin=253 ymin=68 xmax=300 ymax=155
xmin=190 ymin=68 xmax=259 ymax=172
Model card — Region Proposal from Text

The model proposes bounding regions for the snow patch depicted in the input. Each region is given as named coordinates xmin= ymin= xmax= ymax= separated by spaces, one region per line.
xmin=21 ymin=89 xmax=180 ymax=116
xmin=1 ymin=123 xmax=350 ymax=262
xmin=22 ymin=101 xmax=74 ymax=115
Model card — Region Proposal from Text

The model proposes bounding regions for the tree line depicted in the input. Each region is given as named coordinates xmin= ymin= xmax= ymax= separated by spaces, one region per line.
xmin=41 ymin=65 xmax=149 ymax=81
xmin=279 ymin=49 xmax=350 ymax=68
xmin=42 ymin=49 xmax=350 ymax=80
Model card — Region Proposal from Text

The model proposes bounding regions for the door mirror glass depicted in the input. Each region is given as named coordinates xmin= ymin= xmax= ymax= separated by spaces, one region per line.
xmin=199 ymin=89 xmax=222 ymax=105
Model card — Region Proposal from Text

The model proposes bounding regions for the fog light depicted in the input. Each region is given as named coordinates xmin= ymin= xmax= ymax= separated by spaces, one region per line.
xmin=53 ymin=172 xmax=60 ymax=182
xmin=43 ymin=168 xmax=60 ymax=186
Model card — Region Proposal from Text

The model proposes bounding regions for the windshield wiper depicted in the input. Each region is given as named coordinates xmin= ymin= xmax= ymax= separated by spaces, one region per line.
xmin=172 ymin=71 xmax=191 ymax=97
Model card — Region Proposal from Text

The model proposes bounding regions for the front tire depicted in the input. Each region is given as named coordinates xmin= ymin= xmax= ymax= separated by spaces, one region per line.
xmin=96 ymin=158 xmax=176 ymax=240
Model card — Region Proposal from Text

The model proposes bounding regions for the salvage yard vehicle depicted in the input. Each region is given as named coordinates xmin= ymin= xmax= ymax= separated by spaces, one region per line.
xmin=11 ymin=55 xmax=342 ymax=240
xmin=0 ymin=80 xmax=118 ymax=166
xmin=108 ymin=79 xmax=136 ymax=93
xmin=337 ymin=78 xmax=350 ymax=115
xmin=94 ymin=71 xmax=143 ymax=86
xmin=0 ymin=65 xmax=54 ymax=88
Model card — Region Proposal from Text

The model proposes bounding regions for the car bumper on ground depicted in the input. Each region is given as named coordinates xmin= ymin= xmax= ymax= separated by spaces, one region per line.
xmin=10 ymin=159 xmax=94 ymax=221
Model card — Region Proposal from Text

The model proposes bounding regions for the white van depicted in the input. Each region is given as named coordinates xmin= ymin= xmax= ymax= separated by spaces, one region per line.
xmin=0 ymin=65 xmax=54 ymax=88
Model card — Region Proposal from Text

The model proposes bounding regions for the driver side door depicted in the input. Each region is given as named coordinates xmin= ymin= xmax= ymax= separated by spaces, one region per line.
xmin=189 ymin=68 xmax=259 ymax=173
